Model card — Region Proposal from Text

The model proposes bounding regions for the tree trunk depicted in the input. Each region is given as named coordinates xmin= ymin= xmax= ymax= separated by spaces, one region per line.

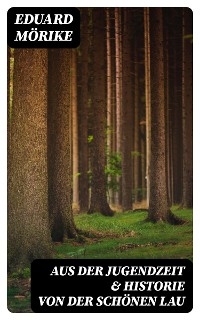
xmin=140 ymin=124 xmax=146 ymax=201
xmin=144 ymin=7 xmax=151 ymax=208
xmin=133 ymin=36 xmax=140 ymax=203
xmin=48 ymin=49 xmax=77 ymax=241
xmin=78 ymin=8 xmax=89 ymax=212
xmin=8 ymin=49 xmax=52 ymax=271
xmin=7 ymin=47 xmax=11 ymax=164
xmin=106 ymin=8 xmax=112 ymax=203
xmin=182 ymin=8 xmax=193 ymax=208
xmin=88 ymin=8 xmax=114 ymax=216
xmin=162 ymin=9 xmax=172 ymax=207
xmin=165 ymin=8 xmax=183 ymax=205
xmin=114 ymin=7 xmax=122 ymax=207
xmin=148 ymin=8 xmax=180 ymax=223
xmin=121 ymin=8 xmax=133 ymax=211
xmin=71 ymin=49 xmax=79 ymax=212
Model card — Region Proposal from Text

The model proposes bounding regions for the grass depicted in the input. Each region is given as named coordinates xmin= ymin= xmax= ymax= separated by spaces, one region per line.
xmin=7 ymin=278 xmax=31 ymax=313
xmin=55 ymin=208 xmax=192 ymax=260
xmin=7 ymin=207 xmax=192 ymax=312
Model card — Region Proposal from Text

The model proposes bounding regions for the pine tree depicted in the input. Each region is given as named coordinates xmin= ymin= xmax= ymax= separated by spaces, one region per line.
xmin=79 ymin=8 xmax=90 ymax=212
xmin=121 ymin=8 xmax=134 ymax=211
xmin=48 ymin=49 xmax=78 ymax=241
xmin=8 ymin=49 xmax=52 ymax=270
xmin=181 ymin=8 xmax=193 ymax=209
xmin=148 ymin=9 xmax=182 ymax=223
xmin=88 ymin=8 xmax=114 ymax=216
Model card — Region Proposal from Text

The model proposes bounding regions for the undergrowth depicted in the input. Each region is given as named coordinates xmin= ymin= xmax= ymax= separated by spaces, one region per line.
xmin=55 ymin=208 xmax=192 ymax=260
xmin=7 ymin=207 xmax=192 ymax=312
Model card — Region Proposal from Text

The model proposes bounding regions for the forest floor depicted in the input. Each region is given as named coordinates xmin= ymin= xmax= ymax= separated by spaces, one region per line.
xmin=7 ymin=207 xmax=192 ymax=313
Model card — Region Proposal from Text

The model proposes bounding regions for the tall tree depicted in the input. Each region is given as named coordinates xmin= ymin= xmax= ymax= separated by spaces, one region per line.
xmin=78 ymin=8 xmax=89 ymax=212
xmin=71 ymin=49 xmax=79 ymax=212
xmin=106 ymin=8 xmax=118 ymax=205
xmin=148 ymin=8 xmax=181 ymax=223
xmin=165 ymin=8 xmax=183 ymax=205
xmin=8 ymin=49 xmax=52 ymax=270
xmin=48 ymin=49 xmax=77 ymax=241
xmin=121 ymin=8 xmax=133 ymax=211
xmin=114 ymin=7 xmax=122 ymax=206
xmin=7 ymin=47 xmax=11 ymax=162
xmin=163 ymin=8 xmax=173 ymax=205
xmin=144 ymin=7 xmax=151 ymax=207
xmin=88 ymin=8 xmax=114 ymax=216
xmin=182 ymin=8 xmax=193 ymax=208
xmin=106 ymin=8 xmax=112 ymax=155
xmin=133 ymin=35 xmax=140 ymax=203
xmin=106 ymin=8 xmax=113 ymax=203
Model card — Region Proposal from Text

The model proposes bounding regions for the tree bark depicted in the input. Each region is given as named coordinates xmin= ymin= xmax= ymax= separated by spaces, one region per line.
xmin=78 ymin=8 xmax=89 ymax=212
xmin=114 ymin=7 xmax=122 ymax=206
xmin=8 ymin=49 xmax=52 ymax=270
xmin=88 ymin=8 xmax=114 ymax=216
xmin=133 ymin=36 xmax=140 ymax=203
xmin=48 ymin=49 xmax=77 ymax=241
xmin=121 ymin=8 xmax=133 ymax=211
xmin=182 ymin=8 xmax=193 ymax=208
xmin=71 ymin=49 xmax=79 ymax=212
xmin=166 ymin=8 xmax=183 ymax=205
xmin=144 ymin=7 xmax=151 ymax=208
xmin=106 ymin=8 xmax=113 ymax=203
xmin=148 ymin=8 xmax=180 ymax=223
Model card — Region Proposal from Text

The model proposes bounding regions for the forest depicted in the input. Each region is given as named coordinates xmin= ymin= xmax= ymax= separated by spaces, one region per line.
xmin=7 ymin=8 xmax=192 ymax=309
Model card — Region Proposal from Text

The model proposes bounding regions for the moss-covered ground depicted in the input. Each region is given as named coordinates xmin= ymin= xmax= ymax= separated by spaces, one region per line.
xmin=7 ymin=207 xmax=192 ymax=312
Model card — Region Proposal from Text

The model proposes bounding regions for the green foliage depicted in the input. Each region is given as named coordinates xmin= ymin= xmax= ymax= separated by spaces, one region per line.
xmin=11 ymin=267 xmax=30 ymax=279
xmin=105 ymin=152 xmax=122 ymax=193
xmin=87 ymin=130 xmax=122 ymax=193
xmin=87 ymin=135 xmax=93 ymax=143
xmin=73 ymin=172 xmax=81 ymax=178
